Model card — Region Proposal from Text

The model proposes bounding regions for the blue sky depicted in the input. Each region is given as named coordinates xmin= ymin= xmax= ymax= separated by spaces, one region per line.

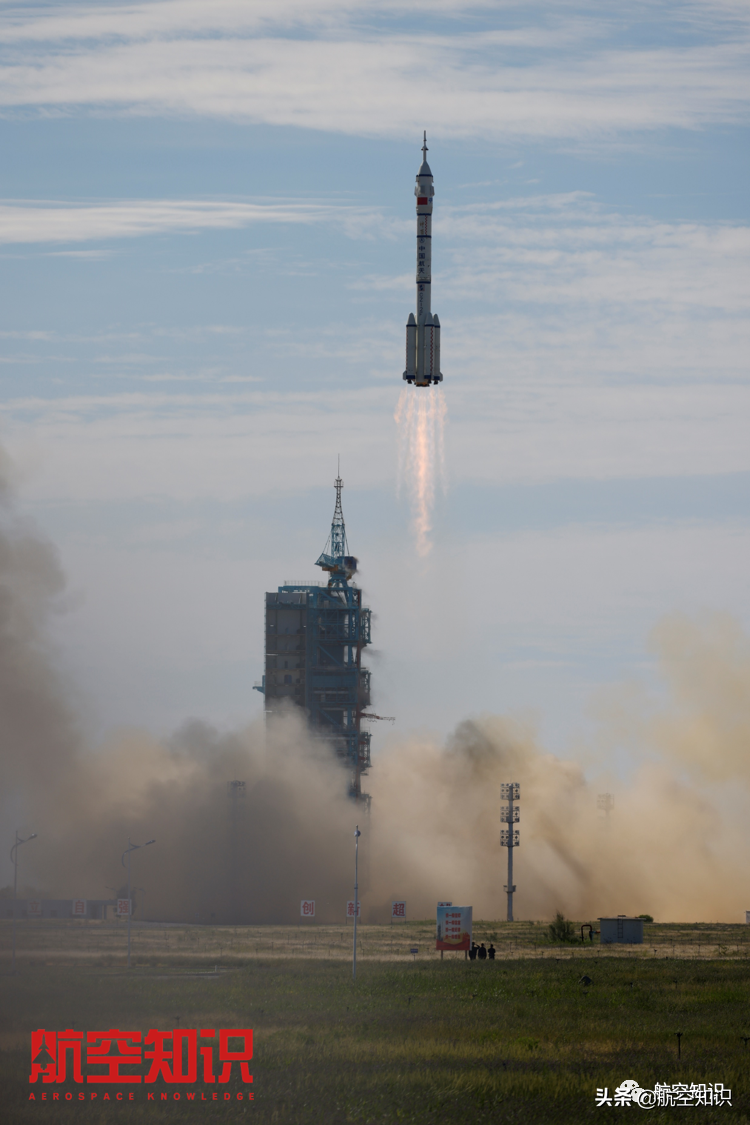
xmin=0 ymin=0 xmax=748 ymax=758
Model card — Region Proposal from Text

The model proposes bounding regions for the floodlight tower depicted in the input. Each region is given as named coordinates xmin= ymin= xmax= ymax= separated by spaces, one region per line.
xmin=501 ymin=783 xmax=520 ymax=922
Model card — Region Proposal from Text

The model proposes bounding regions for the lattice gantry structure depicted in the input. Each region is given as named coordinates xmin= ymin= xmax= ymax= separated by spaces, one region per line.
xmin=258 ymin=473 xmax=372 ymax=802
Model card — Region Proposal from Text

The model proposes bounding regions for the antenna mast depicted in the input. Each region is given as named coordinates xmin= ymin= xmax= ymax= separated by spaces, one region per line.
xmin=330 ymin=470 xmax=348 ymax=561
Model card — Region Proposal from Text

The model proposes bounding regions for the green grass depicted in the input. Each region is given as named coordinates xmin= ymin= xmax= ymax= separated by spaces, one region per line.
xmin=2 ymin=921 xmax=750 ymax=1123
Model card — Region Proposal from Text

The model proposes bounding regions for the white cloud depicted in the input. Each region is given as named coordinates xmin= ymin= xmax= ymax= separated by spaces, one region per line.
xmin=378 ymin=195 xmax=750 ymax=390
xmin=0 ymin=1 xmax=639 ymax=49
xmin=0 ymin=3 xmax=747 ymax=138
xmin=357 ymin=196 xmax=750 ymax=315
xmin=449 ymin=381 xmax=750 ymax=485
xmin=0 ymin=198 xmax=356 ymax=244
xmin=0 ymin=325 xmax=244 ymax=342
xmin=0 ymin=0 xmax=499 ymax=45
xmin=2 ymin=376 xmax=749 ymax=506
xmin=6 ymin=200 xmax=748 ymax=350
xmin=4 ymin=193 xmax=748 ymax=331
xmin=0 ymin=386 xmax=394 ymax=502
xmin=1 ymin=193 xmax=746 ymax=501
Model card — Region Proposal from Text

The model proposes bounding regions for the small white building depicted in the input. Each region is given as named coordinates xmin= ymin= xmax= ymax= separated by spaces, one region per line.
xmin=599 ymin=916 xmax=644 ymax=944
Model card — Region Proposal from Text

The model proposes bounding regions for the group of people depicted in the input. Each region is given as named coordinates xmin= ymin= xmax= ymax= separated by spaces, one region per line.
xmin=468 ymin=941 xmax=495 ymax=960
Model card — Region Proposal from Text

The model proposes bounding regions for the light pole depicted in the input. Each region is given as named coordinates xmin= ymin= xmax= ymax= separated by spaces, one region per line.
xmin=352 ymin=826 xmax=361 ymax=982
xmin=121 ymin=839 xmax=155 ymax=969
xmin=10 ymin=831 xmax=37 ymax=975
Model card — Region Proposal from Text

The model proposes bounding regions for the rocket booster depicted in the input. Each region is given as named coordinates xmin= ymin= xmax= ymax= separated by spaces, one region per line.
xmin=403 ymin=132 xmax=443 ymax=387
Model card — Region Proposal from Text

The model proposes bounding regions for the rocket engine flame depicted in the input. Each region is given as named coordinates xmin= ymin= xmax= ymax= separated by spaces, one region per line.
xmin=395 ymin=384 xmax=447 ymax=556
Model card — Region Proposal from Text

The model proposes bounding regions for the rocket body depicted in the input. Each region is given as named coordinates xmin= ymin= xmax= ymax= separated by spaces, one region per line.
xmin=403 ymin=135 xmax=443 ymax=386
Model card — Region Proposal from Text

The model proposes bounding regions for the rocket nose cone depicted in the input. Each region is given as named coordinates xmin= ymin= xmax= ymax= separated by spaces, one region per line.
xmin=418 ymin=159 xmax=432 ymax=176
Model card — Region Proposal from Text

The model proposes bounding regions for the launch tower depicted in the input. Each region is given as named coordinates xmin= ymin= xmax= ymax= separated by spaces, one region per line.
xmin=258 ymin=473 xmax=372 ymax=801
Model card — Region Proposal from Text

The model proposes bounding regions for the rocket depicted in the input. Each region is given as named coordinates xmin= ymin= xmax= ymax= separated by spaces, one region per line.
xmin=403 ymin=132 xmax=443 ymax=387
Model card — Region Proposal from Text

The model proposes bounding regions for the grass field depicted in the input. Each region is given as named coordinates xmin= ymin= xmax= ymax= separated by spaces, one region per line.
xmin=2 ymin=920 xmax=750 ymax=1123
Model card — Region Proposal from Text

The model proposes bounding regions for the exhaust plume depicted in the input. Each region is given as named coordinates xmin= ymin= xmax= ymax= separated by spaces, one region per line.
xmin=395 ymin=385 xmax=447 ymax=557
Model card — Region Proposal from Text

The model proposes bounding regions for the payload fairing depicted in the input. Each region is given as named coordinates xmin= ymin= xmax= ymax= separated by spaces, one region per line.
xmin=403 ymin=132 xmax=443 ymax=387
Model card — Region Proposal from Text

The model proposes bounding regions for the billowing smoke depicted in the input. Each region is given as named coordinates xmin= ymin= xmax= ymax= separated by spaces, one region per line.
xmin=0 ymin=454 xmax=355 ymax=921
xmin=2 ymin=450 xmax=749 ymax=923
xmin=371 ymin=649 xmax=750 ymax=922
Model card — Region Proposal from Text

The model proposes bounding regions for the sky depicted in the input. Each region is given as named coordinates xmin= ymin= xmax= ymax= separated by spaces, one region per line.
xmin=0 ymin=0 xmax=748 ymax=762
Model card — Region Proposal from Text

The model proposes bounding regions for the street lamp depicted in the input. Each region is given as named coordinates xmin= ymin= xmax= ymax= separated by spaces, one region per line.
xmin=352 ymin=826 xmax=361 ymax=982
xmin=121 ymin=839 xmax=155 ymax=969
xmin=10 ymin=831 xmax=37 ymax=975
